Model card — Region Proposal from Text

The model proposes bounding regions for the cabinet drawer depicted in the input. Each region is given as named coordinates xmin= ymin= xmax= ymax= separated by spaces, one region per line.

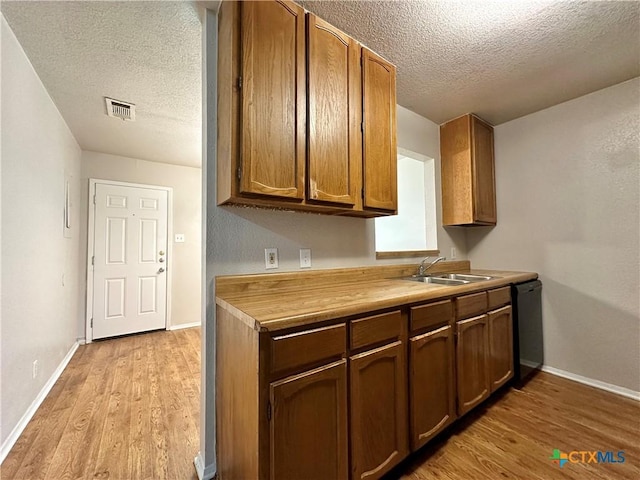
xmin=488 ymin=286 xmax=511 ymax=310
xmin=271 ymin=324 xmax=346 ymax=376
xmin=456 ymin=292 xmax=488 ymax=320
xmin=350 ymin=310 xmax=402 ymax=350
xmin=410 ymin=300 xmax=453 ymax=333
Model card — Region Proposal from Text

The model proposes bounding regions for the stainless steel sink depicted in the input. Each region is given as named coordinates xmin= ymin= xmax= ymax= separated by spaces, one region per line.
xmin=435 ymin=273 xmax=494 ymax=282
xmin=403 ymin=276 xmax=470 ymax=286
xmin=401 ymin=272 xmax=496 ymax=286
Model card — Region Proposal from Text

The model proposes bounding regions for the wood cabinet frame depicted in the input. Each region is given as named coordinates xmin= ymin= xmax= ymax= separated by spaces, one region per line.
xmin=440 ymin=113 xmax=496 ymax=226
xmin=217 ymin=0 xmax=397 ymax=218
xmin=216 ymin=285 xmax=515 ymax=479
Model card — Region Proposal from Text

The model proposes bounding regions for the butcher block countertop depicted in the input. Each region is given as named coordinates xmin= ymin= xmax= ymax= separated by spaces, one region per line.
xmin=215 ymin=260 xmax=537 ymax=332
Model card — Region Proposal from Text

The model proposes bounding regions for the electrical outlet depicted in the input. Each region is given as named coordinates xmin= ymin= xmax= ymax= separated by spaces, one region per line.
xmin=32 ymin=360 xmax=38 ymax=379
xmin=450 ymin=247 xmax=457 ymax=259
xmin=299 ymin=248 xmax=311 ymax=268
xmin=265 ymin=248 xmax=279 ymax=270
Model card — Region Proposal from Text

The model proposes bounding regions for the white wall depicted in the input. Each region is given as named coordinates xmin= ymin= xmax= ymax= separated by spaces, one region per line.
xmin=467 ymin=78 xmax=640 ymax=393
xmin=1 ymin=15 xmax=82 ymax=448
xmin=210 ymin=105 xmax=467 ymax=276
xmin=80 ymin=151 xmax=202 ymax=334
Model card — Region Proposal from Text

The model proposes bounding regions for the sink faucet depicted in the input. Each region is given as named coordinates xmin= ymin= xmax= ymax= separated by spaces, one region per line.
xmin=418 ymin=256 xmax=446 ymax=276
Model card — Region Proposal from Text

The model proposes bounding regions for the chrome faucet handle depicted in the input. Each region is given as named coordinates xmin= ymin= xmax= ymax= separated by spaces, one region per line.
xmin=417 ymin=256 xmax=447 ymax=276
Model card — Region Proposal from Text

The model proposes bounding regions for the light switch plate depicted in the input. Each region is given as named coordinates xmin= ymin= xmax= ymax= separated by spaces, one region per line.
xmin=265 ymin=248 xmax=279 ymax=269
xmin=299 ymin=248 xmax=311 ymax=268
xmin=175 ymin=234 xmax=185 ymax=243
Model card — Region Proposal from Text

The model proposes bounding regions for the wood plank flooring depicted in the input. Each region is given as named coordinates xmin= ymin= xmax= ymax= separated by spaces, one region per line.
xmin=3 ymin=327 xmax=638 ymax=480
xmin=1 ymin=328 xmax=200 ymax=480
xmin=391 ymin=372 xmax=640 ymax=480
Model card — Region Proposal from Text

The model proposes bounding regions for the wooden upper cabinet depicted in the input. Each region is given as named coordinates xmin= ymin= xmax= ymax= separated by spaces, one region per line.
xmin=350 ymin=341 xmax=408 ymax=480
xmin=217 ymin=0 xmax=397 ymax=217
xmin=270 ymin=360 xmax=348 ymax=480
xmin=240 ymin=0 xmax=305 ymax=200
xmin=440 ymin=114 xmax=496 ymax=226
xmin=306 ymin=14 xmax=360 ymax=206
xmin=362 ymin=48 xmax=397 ymax=212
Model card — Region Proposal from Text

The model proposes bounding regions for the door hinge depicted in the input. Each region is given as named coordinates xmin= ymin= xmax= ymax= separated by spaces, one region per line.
xmin=361 ymin=188 xmax=364 ymax=200
xmin=90 ymin=318 xmax=93 ymax=328
xmin=361 ymin=121 xmax=364 ymax=133
xmin=91 ymin=255 xmax=95 ymax=266
xmin=93 ymin=194 xmax=96 ymax=205
xmin=237 ymin=167 xmax=242 ymax=181
xmin=267 ymin=401 xmax=272 ymax=421
xmin=237 ymin=76 xmax=243 ymax=89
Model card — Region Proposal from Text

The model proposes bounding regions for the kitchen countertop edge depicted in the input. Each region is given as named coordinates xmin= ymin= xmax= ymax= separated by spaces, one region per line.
xmin=216 ymin=269 xmax=538 ymax=332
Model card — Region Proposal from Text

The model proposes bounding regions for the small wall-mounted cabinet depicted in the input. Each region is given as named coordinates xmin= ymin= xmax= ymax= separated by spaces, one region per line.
xmin=440 ymin=114 xmax=496 ymax=226
xmin=217 ymin=0 xmax=397 ymax=218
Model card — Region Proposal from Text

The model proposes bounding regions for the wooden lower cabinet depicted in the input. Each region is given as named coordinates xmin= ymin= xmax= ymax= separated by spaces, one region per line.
xmin=270 ymin=360 xmax=349 ymax=480
xmin=409 ymin=325 xmax=456 ymax=450
xmin=350 ymin=341 xmax=408 ymax=480
xmin=217 ymin=285 xmax=518 ymax=480
xmin=488 ymin=305 xmax=514 ymax=392
xmin=456 ymin=315 xmax=490 ymax=416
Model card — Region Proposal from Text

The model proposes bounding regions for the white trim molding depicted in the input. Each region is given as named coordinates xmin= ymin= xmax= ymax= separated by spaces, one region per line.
xmin=0 ymin=341 xmax=79 ymax=463
xmin=194 ymin=452 xmax=216 ymax=480
xmin=168 ymin=321 xmax=201 ymax=331
xmin=541 ymin=365 xmax=640 ymax=401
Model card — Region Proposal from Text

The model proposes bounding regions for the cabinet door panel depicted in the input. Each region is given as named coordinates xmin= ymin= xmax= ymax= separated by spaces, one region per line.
xmin=362 ymin=48 xmax=397 ymax=211
xmin=270 ymin=360 xmax=348 ymax=480
xmin=350 ymin=341 xmax=408 ymax=480
xmin=241 ymin=0 xmax=305 ymax=200
xmin=307 ymin=14 xmax=359 ymax=206
xmin=471 ymin=116 xmax=496 ymax=223
xmin=409 ymin=325 xmax=456 ymax=450
xmin=456 ymin=315 xmax=490 ymax=415
xmin=489 ymin=305 xmax=514 ymax=392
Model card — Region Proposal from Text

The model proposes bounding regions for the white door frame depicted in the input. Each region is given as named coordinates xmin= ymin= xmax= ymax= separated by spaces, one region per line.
xmin=86 ymin=178 xmax=174 ymax=343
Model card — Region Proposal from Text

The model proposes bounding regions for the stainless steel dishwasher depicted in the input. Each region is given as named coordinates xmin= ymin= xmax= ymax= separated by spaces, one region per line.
xmin=511 ymin=280 xmax=543 ymax=384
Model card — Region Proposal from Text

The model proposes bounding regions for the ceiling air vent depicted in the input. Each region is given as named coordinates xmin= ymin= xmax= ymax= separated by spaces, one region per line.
xmin=105 ymin=97 xmax=136 ymax=121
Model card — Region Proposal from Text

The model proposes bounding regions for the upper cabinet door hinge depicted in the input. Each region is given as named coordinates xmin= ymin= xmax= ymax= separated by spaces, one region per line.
xmin=267 ymin=401 xmax=272 ymax=421
xmin=237 ymin=76 xmax=243 ymax=89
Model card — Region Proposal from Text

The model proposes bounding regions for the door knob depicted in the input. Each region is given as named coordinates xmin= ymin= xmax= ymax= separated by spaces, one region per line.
xmin=158 ymin=267 xmax=165 ymax=273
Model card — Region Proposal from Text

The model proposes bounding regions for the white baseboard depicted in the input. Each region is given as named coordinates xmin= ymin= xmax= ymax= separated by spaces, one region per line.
xmin=194 ymin=452 xmax=216 ymax=480
xmin=168 ymin=321 xmax=201 ymax=331
xmin=0 ymin=341 xmax=79 ymax=463
xmin=541 ymin=365 xmax=640 ymax=401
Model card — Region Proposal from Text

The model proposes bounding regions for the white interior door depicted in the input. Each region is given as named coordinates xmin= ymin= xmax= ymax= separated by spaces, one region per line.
xmin=92 ymin=183 xmax=168 ymax=339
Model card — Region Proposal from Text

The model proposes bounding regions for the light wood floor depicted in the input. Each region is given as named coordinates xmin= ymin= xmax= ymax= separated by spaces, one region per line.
xmin=3 ymin=328 xmax=638 ymax=480
xmin=393 ymin=372 xmax=640 ymax=480
xmin=1 ymin=328 xmax=200 ymax=480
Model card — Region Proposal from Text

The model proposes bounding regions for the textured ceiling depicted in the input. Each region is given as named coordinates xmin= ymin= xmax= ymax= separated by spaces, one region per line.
xmin=2 ymin=1 xmax=639 ymax=169
xmin=1 ymin=1 xmax=203 ymax=167
xmin=300 ymin=0 xmax=640 ymax=125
